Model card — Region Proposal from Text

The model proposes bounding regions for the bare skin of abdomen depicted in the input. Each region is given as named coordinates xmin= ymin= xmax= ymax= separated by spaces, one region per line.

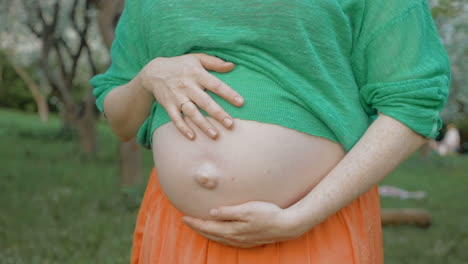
xmin=152 ymin=117 xmax=346 ymax=220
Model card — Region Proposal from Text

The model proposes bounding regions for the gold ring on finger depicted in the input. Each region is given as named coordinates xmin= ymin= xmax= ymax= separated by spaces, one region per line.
xmin=179 ymin=100 xmax=193 ymax=111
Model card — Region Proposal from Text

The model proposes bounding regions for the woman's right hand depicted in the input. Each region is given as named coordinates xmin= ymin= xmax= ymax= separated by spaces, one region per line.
xmin=138 ymin=53 xmax=244 ymax=140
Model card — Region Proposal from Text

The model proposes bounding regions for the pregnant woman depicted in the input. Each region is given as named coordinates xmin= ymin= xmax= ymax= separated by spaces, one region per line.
xmin=91 ymin=0 xmax=450 ymax=263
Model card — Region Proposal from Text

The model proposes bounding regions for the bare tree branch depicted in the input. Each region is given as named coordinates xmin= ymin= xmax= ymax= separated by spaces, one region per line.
xmin=58 ymin=37 xmax=74 ymax=58
xmin=69 ymin=0 xmax=92 ymax=82
xmin=35 ymin=2 xmax=47 ymax=27
xmin=85 ymin=42 xmax=97 ymax=76
xmin=50 ymin=1 xmax=60 ymax=30
xmin=53 ymin=41 xmax=69 ymax=80
xmin=20 ymin=0 xmax=42 ymax=37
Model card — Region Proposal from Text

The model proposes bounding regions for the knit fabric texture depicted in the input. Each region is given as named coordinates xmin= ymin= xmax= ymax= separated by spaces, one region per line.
xmin=90 ymin=0 xmax=450 ymax=152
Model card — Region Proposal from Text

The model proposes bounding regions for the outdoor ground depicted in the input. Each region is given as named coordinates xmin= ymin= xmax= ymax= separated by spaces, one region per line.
xmin=1 ymin=108 xmax=467 ymax=264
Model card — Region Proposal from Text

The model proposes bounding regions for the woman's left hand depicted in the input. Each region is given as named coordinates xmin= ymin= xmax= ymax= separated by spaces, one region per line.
xmin=181 ymin=201 xmax=304 ymax=248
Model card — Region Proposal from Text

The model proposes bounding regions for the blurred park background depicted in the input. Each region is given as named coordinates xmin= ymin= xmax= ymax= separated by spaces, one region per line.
xmin=0 ymin=0 xmax=467 ymax=263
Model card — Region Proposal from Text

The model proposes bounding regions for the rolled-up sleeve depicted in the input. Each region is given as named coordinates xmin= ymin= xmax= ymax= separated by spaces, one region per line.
xmin=90 ymin=1 xmax=146 ymax=113
xmin=352 ymin=0 xmax=451 ymax=139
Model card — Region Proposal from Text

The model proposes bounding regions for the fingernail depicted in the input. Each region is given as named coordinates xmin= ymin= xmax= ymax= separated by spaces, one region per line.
xmin=235 ymin=96 xmax=244 ymax=105
xmin=223 ymin=118 xmax=233 ymax=127
xmin=187 ymin=132 xmax=194 ymax=139
xmin=208 ymin=128 xmax=217 ymax=138
xmin=210 ymin=209 xmax=218 ymax=216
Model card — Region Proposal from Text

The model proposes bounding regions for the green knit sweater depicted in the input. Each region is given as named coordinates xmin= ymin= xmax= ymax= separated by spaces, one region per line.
xmin=90 ymin=0 xmax=450 ymax=152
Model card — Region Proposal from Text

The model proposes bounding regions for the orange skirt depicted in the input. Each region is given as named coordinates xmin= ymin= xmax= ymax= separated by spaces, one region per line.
xmin=131 ymin=168 xmax=383 ymax=264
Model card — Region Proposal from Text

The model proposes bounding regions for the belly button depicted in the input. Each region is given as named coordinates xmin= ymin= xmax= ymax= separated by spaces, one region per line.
xmin=193 ymin=163 xmax=220 ymax=190
xmin=195 ymin=174 xmax=218 ymax=189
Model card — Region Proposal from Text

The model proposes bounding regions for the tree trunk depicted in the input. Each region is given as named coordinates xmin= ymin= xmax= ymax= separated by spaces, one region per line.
xmin=10 ymin=62 xmax=49 ymax=122
xmin=78 ymin=116 xmax=97 ymax=156
xmin=61 ymin=104 xmax=77 ymax=138
xmin=381 ymin=208 xmax=432 ymax=228
xmin=78 ymin=90 xmax=97 ymax=156
xmin=94 ymin=0 xmax=143 ymax=186
xmin=59 ymin=91 xmax=97 ymax=157
xmin=119 ymin=139 xmax=143 ymax=186
xmin=96 ymin=0 xmax=124 ymax=50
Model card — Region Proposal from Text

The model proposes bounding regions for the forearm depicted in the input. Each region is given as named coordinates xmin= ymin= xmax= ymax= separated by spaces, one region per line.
xmin=102 ymin=73 xmax=154 ymax=141
xmin=287 ymin=113 xmax=428 ymax=231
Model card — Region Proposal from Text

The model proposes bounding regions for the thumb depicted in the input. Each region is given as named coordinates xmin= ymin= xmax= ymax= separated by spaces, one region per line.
xmin=193 ymin=53 xmax=235 ymax=73
xmin=210 ymin=205 xmax=250 ymax=221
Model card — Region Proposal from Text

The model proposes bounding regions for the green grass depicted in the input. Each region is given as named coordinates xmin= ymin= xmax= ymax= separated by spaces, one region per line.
xmin=381 ymin=154 xmax=468 ymax=263
xmin=0 ymin=109 xmax=154 ymax=264
xmin=1 ymin=108 xmax=467 ymax=263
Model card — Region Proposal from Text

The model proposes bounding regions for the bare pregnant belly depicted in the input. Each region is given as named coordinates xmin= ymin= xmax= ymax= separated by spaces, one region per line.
xmin=152 ymin=118 xmax=345 ymax=220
